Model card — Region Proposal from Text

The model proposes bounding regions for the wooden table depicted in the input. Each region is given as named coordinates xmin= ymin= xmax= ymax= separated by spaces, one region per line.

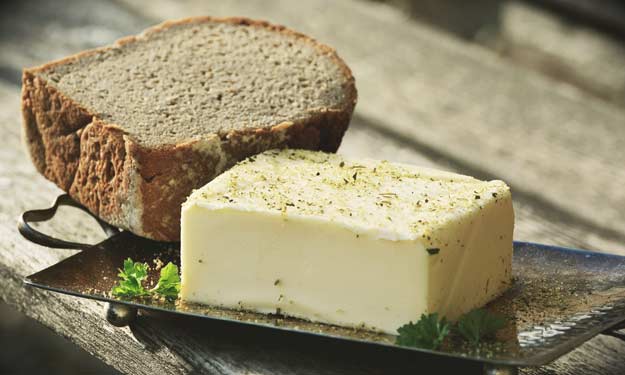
xmin=1 ymin=0 xmax=624 ymax=373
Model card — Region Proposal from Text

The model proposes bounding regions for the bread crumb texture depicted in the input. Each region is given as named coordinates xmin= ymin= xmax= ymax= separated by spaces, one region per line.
xmin=39 ymin=20 xmax=352 ymax=146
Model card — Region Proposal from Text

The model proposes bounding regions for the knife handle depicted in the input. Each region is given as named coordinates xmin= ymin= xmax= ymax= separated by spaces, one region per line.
xmin=17 ymin=194 xmax=119 ymax=250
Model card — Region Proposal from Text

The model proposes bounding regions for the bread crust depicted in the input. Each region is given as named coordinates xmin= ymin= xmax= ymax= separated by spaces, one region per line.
xmin=21 ymin=16 xmax=356 ymax=241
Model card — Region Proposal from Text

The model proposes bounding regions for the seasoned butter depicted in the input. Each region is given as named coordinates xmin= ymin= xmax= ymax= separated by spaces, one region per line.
xmin=181 ymin=149 xmax=513 ymax=334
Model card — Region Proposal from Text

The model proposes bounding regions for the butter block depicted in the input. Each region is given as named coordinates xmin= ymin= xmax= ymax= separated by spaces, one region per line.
xmin=181 ymin=149 xmax=514 ymax=334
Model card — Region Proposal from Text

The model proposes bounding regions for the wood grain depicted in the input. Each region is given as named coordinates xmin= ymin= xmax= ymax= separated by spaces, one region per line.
xmin=119 ymin=0 xmax=625 ymax=254
xmin=0 ymin=0 xmax=148 ymax=85
xmin=499 ymin=1 xmax=625 ymax=106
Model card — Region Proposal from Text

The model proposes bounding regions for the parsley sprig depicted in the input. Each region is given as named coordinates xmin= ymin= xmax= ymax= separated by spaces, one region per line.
xmin=151 ymin=262 xmax=181 ymax=299
xmin=396 ymin=313 xmax=450 ymax=350
xmin=111 ymin=258 xmax=181 ymax=300
xmin=111 ymin=258 xmax=150 ymax=297
xmin=456 ymin=308 xmax=506 ymax=346
xmin=396 ymin=308 xmax=506 ymax=349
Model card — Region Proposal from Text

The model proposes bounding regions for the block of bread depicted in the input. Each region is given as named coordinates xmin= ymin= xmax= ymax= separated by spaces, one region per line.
xmin=181 ymin=149 xmax=514 ymax=334
xmin=21 ymin=17 xmax=357 ymax=241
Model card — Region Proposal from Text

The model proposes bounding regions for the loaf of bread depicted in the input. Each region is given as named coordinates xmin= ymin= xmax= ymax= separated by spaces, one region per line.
xmin=21 ymin=17 xmax=357 ymax=241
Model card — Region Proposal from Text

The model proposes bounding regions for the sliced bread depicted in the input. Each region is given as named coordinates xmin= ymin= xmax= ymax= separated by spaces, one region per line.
xmin=21 ymin=17 xmax=357 ymax=241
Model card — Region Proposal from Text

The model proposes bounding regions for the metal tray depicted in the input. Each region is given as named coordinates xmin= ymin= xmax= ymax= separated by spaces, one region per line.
xmin=18 ymin=195 xmax=625 ymax=372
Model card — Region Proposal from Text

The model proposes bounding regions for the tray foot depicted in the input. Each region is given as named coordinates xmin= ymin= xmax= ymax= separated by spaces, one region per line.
xmin=483 ymin=364 xmax=519 ymax=375
xmin=105 ymin=302 xmax=137 ymax=327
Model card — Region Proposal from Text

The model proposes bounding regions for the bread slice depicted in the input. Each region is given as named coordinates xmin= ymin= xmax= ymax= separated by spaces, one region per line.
xmin=21 ymin=17 xmax=357 ymax=241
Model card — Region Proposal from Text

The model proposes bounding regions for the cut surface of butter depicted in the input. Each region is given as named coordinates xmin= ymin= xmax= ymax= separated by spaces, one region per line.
xmin=181 ymin=149 xmax=514 ymax=334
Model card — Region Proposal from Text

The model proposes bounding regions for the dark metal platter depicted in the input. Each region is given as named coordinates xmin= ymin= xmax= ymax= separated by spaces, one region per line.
xmin=19 ymin=195 xmax=625 ymax=368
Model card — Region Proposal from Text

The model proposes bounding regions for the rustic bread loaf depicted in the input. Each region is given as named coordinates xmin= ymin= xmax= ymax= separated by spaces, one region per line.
xmin=21 ymin=17 xmax=357 ymax=241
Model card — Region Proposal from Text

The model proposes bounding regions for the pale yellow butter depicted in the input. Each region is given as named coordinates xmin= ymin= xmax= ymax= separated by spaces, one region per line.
xmin=181 ymin=149 xmax=514 ymax=334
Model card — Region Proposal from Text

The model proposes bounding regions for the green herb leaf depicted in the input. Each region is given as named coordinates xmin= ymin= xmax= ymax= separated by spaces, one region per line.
xmin=111 ymin=258 xmax=150 ymax=297
xmin=456 ymin=308 xmax=506 ymax=346
xmin=151 ymin=262 xmax=181 ymax=299
xmin=111 ymin=259 xmax=181 ymax=300
xmin=396 ymin=313 xmax=450 ymax=350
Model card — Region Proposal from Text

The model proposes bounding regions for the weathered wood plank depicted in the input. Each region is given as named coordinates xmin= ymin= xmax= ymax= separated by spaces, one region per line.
xmin=498 ymin=1 xmax=625 ymax=106
xmin=372 ymin=0 xmax=625 ymax=107
xmin=119 ymin=0 xmax=625 ymax=254
xmin=0 ymin=0 xmax=149 ymax=85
